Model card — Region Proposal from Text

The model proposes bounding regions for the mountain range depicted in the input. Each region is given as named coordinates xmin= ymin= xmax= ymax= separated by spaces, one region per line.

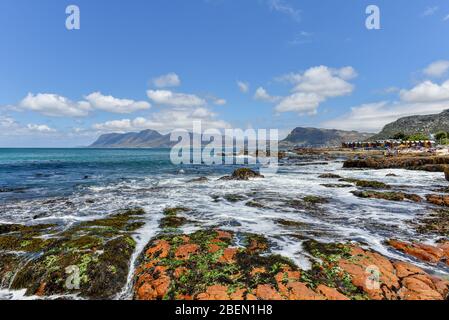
xmin=89 ymin=109 xmax=449 ymax=148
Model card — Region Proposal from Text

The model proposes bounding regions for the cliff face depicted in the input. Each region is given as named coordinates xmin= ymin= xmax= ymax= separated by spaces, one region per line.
xmin=280 ymin=127 xmax=372 ymax=147
xmin=89 ymin=129 xmax=174 ymax=148
xmin=370 ymin=109 xmax=449 ymax=140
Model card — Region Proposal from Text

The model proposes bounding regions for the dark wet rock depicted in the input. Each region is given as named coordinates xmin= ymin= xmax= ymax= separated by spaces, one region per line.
xmin=386 ymin=173 xmax=398 ymax=177
xmin=321 ymin=184 xmax=353 ymax=188
xmin=318 ymin=173 xmax=342 ymax=179
xmin=223 ymin=194 xmax=247 ymax=203
xmin=302 ymin=196 xmax=329 ymax=204
xmin=245 ymin=200 xmax=266 ymax=208
xmin=351 ymin=190 xmax=422 ymax=202
xmin=219 ymin=168 xmax=264 ymax=181
xmin=275 ymin=219 xmax=304 ymax=227
xmin=0 ymin=208 xmax=145 ymax=299
xmin=188 ymin=177 xmax=209 ymax=183
xmin=343 ymin=156 xmax=449 ymax=172
xmin=413 ymin=209 xmax=449 ymax=237
xmin=444 ymin=167 xmax=449 ymax=182
xmin=163 ymin=207 xmax=190 ymax=216
xmin=160 ymin=216 xmax=188 ymax=229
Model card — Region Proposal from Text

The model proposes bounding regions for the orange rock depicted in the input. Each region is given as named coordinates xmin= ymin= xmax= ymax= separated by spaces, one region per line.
xmin=246 ymin=293 xmax=258 ymax=300
xmin=36 ymin=282 xmax=46 ymax=296
xmin=250 ymin=267 xmax=266 ymax=276
xmin=197 ymin=285 xmax=230 ymax=300
xmin=136 ymin=283 xmax=158 ymax=300
xmin=208 ymin=243 xmax=221 ymax=253
xmin=426 ymin=194 xmax=449 ymax=207
xmin=219 ymin=248 xmax=238 ymax=263
xmin=388 ymin=240 xmax=444 ymax=264
xmin=145 ymin=239 xmax=170 ymax=259
xmin=274 ymin=270 xmax=301 ymax=285
xmin=215 ymin=230 xmax=232 ymax=240
xmin=429 ymin=276 xmax=449 ymax=297
xmin=399 ymin=276 xmax=443 ymax=300
xmin=175 ymin=244 xmax=200 ymax=260
xmin=230 ymin=288 xmax=247 ymax=300
xmin=286 ymin=282 xmax=324 ymax=300
xmin=393 ymin=261 xmax=425 ymax=278
xmin=255 ymin=284 xmax=284 ymax=300
xmin=316 ymin=285 xmax=349 ymax=300
xmin=174 ymin=267 xmax=188 ymax=279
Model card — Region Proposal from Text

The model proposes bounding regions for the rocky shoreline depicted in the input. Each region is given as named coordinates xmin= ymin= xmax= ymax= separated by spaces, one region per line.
xmin=1 ymin=161 xmax=449 ymax=300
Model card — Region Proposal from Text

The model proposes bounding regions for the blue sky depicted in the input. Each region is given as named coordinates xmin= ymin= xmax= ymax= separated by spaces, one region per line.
xmin=1 ymin=0 xmax=449 ymax=147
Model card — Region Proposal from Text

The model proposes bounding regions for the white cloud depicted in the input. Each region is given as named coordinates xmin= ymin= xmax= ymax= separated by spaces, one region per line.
xmin=275 ymin=93 xmax=324 ymax=115
xmin=147 ymin=90 xmax=206 ymax=108
xmin=444 ymin=14 xmax=449 ymax=21
xmin=237 ymin=81 xmax=250 ymax=93
xmin=19 ymin=93 xmax=91 ymax=117
xmin=423 ymin=60 xmax=449 ymax=78
xmin=422 ymin=6 xmax=439 ymax=16
xmin=26 ymin=124 xmax=56 ymax=133
xmin=400 ymin=80 xmax=449 ymax=103
xmin=268 ymin=0 xmax=301 ymax=22
xmin=85 ymin=92 xmax=151 ymax=114
xmin=273 ymin=66 xmax=356 ymax=114
xmin=93 ymin=108 xmax=231 ymax=134
xmin=322 ymin=100 xmax=449 ymax=133
xmin=292 ymin=66 xmax=355 ymax=97
xmin=254 ymin=87 xmax=280 ymax=103
xmin=323 ymin=78 xmax=449 ymax=132
xmin=152 ymin=73 xmax=181 ymax=88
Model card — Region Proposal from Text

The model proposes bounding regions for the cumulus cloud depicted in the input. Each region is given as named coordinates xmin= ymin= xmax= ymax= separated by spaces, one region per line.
xmin=0 ymin=115 xmax=57 ymax=136
xmin=85 ymin=92 xmax=151 ymax=114
xmin=26 ymin=124 xmax=56 ymax=133
xmin=15 ymin=92 xmax=152 ymax=117
xmin=93 ymin=108 xmax=231 ymax=134
xmin=213 ymin=98 xmax=226 ymax=106
xmin=254 ymin=87 xmax=281 ymax=103
xmin=147 ymin=90 xmax=206 ymax=108
xmin=237 ymin=81 xmax=250 ymax=93
xmin=423 ymin=60 xmax=449 ymax=78
xmin=400 ymin=80 xmax=449 ymax=103
xmin=19 ymin=93 xmax=91 ymax=117
xmin=273 ymin=66 xmax=357 ymax=114
xmin=291 ymin=66 xmax=355 ymax=97
xmin=152 ymin=73 xmax=181 ymax=88
xmin=275 ymin=93 xmax=324 ymax=114
xmin=323 ymin=78 xmax=449 ymax=132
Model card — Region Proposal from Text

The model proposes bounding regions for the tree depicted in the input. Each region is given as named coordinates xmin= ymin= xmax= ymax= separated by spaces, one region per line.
xmin=407 ymin=133 xmax=429 ymax=141
xmin=392 ymin=132 xmax=407 ymax=140
xmin=435 ymin=131 xmax=448 ymax=144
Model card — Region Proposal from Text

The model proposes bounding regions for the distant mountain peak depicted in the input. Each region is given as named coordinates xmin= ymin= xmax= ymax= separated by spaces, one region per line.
xmin=370 ymin=109 xmax=449 ymax=140
xmin=280 ymin=127 xmax=372 ymax=147
xmin=89 ymin=129 xmax=173 ymax=148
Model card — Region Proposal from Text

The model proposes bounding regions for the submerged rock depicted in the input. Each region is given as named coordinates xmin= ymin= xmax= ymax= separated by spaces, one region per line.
xmin=352 ymin=190 xmax=422 ymax=202
xmin=318 ymin=173 xmax=342 ymax=179
xmin=413 ymin=209 xmax=449 ymax=236
xmin=0 ymin=208 xmax=145 ymax=299
xmin=339 ymin=178 xmax=391 ymax=189
xmin=219 ymin=168 xmax=264 ymax=181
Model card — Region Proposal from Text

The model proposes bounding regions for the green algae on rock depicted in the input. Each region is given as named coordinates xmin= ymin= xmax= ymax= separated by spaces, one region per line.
xmin=0 ymin=208 xmax=145 ymax=299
